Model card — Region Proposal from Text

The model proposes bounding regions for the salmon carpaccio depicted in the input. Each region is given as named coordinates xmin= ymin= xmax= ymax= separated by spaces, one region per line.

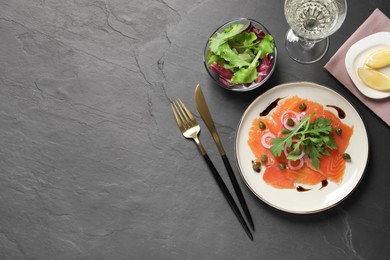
xmin=248 ymin=96 xmax=353 ymax=189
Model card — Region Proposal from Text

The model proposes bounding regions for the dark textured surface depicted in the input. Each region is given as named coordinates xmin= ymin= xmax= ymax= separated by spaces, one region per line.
xmin=0 ymin=0 xmax=389 ymax=259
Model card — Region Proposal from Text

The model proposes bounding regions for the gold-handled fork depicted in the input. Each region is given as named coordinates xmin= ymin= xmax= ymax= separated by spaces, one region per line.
xmin=171 ymin=99 xmax=206 ymax=156
xmin=171 ymin=99 xmax=253 ymax=240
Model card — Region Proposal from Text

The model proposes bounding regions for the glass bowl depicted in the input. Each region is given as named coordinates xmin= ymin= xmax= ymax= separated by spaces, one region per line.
xmin=203 ymin=18 xmax=277 ymax=92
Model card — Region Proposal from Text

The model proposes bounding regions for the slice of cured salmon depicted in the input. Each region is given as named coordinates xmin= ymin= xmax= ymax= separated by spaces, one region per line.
xmin=248 ymin=96 xmax=353 ymax=189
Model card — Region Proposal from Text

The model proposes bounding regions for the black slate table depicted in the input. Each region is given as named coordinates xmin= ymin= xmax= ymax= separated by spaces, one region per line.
xmin=1 ymin=0 xmax=389 ymax=259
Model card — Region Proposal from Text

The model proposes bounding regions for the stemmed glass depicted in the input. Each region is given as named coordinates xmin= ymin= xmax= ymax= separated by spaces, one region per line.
xmin=284 ymin=0 xmax=347 ymax=64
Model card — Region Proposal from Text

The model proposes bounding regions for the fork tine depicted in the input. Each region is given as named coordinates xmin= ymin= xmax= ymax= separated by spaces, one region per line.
xmin=175 ymin=100 xmax=192 ymax=127
xmin=171 ymin=102 xmax=185 ymax=132
xmin=173 ymin=101 xmax=189 ymax=129
xmin=178 ymin=99 xmax=197 ymax=124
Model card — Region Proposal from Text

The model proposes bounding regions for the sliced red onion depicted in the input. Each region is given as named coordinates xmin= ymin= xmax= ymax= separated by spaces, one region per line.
xmin=261 ymin=131 xmax=276 ymax=149
xmin=280 ymin=110 xmax=298 ymax=124
xmin=296 ymin=113 xmax=304 ymax=121
xmin=288 ymin=158 xmax=304 ymax=170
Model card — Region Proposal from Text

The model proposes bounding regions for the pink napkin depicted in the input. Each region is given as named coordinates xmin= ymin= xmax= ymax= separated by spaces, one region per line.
xmin=324 ymin=8 xmax=390 ymax=126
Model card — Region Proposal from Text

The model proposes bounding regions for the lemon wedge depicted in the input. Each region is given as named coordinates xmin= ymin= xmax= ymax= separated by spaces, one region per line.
xmin=365 ymin=48 xmax=390 ymax=69
xmin=357 ymin=67 xmax=390 ymax=92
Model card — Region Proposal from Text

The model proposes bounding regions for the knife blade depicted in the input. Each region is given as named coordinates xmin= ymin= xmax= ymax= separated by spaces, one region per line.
xmin=194 ymin=84 xmax=255 ymax=231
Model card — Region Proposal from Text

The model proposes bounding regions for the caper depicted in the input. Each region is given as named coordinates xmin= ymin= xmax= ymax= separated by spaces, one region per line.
xmin=258 ymin=121 xmax=266 ymax=130
xmin=299 ymin=102 xmax=307 ymax=111
xmin=252 ymin=161 xmax=261 ymax=172
xmin=260 ymin=154 xmax=268 ymax=163
xmin=279 ymin=163 xmax=286 ymax=170
xmin=335 ymin=127 xmax=343 ymax=136
xmin=287 ymin=118 xmax=295 ymax=127
xmin=342 ymin=153 xmax=351 ymax=161
xmin=281 ymin=129 xmax=291 ymax=134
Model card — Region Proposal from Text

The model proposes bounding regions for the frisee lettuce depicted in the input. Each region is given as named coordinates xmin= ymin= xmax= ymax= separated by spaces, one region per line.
xmin=209 ymin=23 xmax=245 ymax=55
xmin=230 ymin=49 xmax=262 ymax=83
xmin=207 ymin=22 xmax=275 ymax=85
xmin=218 ymin=43 xmax=251 ymax=69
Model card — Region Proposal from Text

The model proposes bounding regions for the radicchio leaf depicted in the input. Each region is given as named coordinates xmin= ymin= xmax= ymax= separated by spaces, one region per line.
xmin=256 ymin=54 xmax=273 ymax=83
xmin=251 ymin=27 xmax=265 ymax=40
xmin=209 ymin=61 xmax=233 ymax=80
xmin=219 ymin=77 xmax=234 ymax=87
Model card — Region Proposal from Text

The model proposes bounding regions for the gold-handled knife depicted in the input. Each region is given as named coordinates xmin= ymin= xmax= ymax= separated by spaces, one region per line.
xmin=194 ymin=84 xmax=254 ymax=231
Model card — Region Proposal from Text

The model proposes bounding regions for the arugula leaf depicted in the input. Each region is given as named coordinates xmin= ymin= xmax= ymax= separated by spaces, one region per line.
xmin=307 ymin=117 xmax=333 ymax=135
xmin=270 ymin=116 xmax=311 ymax=157
xmin=230 ymin=49 xmax=262 ymax=83
xmin=307 ymin=142 xmax=322 ymax=170
xmin=270 ymin=115 xmax=338 ymax=170
xmin=270 ymin=137 xmax=285 ymax=157
xmin=286 ymin=142 xmax=302 ymax=161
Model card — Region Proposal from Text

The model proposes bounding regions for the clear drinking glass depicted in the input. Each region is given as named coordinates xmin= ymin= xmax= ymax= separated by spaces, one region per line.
xmin=284 ymin=0 xmax=347 ymax=64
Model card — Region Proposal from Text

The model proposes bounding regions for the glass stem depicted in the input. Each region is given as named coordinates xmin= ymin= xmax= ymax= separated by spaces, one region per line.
xmin=299 ymin=39 xmax=316 ymax=49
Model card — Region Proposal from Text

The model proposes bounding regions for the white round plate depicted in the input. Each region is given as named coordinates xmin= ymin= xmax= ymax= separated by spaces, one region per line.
xmin=345 ymin=32 xmax=390 ymax=99
xmin=235 ymin=82 xmax=369 ymax=214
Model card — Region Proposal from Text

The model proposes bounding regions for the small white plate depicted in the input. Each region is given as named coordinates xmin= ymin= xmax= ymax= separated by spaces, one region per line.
xmin=345 ymin=32 xmax=390 ymax=99
xmin=235 ymin=82 xmax=369 ymax=214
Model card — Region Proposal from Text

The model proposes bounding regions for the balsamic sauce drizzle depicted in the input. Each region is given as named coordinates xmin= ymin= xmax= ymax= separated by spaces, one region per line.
xmin=260 ymin=97 xmax=285 ymax=117
xmin=320 ymin=179 xmax=328 ymax=189
xmin=326 ymin=105 xmax=346 ymax=119
xmin=295 ymin=179 xmax=328 ymax=192
xmin=296 ymin=186 xmax=311 ymax=192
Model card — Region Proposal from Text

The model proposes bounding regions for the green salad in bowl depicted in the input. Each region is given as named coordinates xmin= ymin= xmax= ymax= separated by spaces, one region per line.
xmin=204 ymin=18 xmax=277 ymax=91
